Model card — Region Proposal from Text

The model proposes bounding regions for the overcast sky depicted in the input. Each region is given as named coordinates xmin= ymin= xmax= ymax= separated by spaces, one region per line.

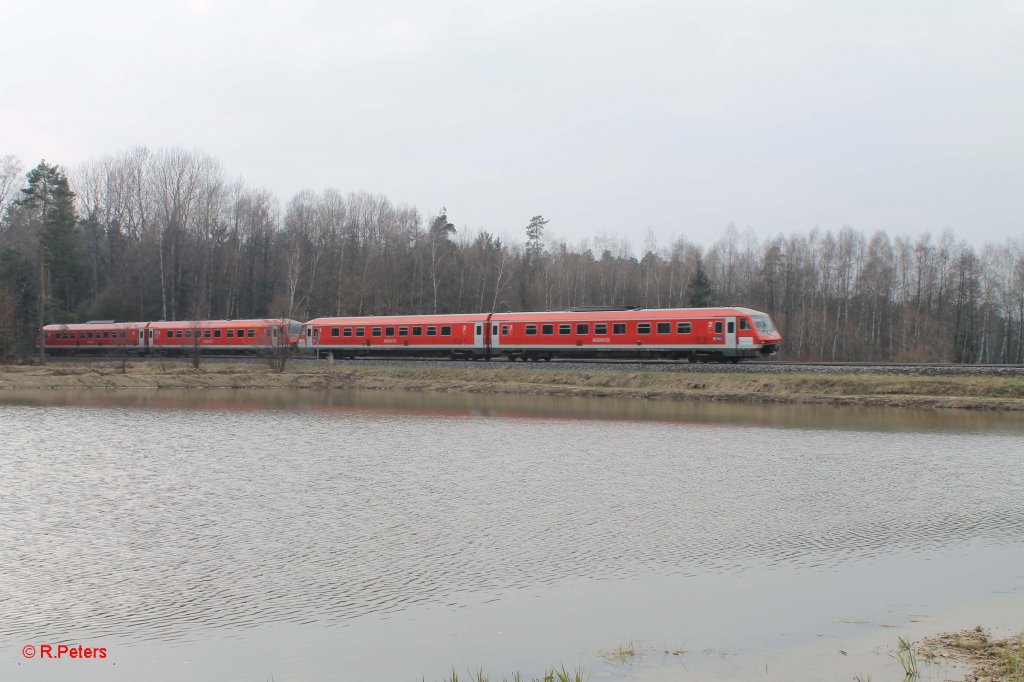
xmin=2 ymin=0 xmax=1022 ymax=248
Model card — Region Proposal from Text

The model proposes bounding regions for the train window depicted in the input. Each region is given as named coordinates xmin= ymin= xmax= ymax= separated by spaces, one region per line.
xmin=331 ymin=327 xmax=340 ymax=337
xmin=657 ymin=322 xmax=670 ymax=334
xmin=676 ymin=322 xmax=692 ymax=334
xmin=176 ymin=330 xmax=184 ymax=338
xmin=576 ymin=323 xmax=589 ymax=335
xmin=727 ymin=321 xmax=735 ymax=333
xmin=492 ymin=325 xmax=497 ymax=335
xmin=638 ymin=323 xmax=651 ymax=334
xmin=343 ymin=328 xmax=353 ymax=337
xmin=103 ymin=331 xmax=111 ymax=338
xmin=356 ymin=327 xmax=365 ymax=337
xmin=502 ymin=325 xmax=510 ymax=335
xmin=204 ymin=330 xmax=211 ymax=338
xmin=214 ymin=330 xmax=221 ymax=338
xmin=559 ymin=324 xmax=571 ymax=335
xmin=248 ymin=329 xmax=255 ymax=338
xmin=542 ymin=324 xmax=554 ymax=335
xmin=372 ymin=327 xmax=382 ymax=337
xmin=714 ymin=321 xmax=723 ymax=334
xmin=413 ymin=326 xmax=422 ymax=336
xmin=385 ymin=326 xmax=396 ymax=336
xmin=398 ymin=327 xmax=408 ymax=336
xmin=441 ymin=326 xmax=452 ymax=336
xmin=739 ymin=318 xmax=749 ymax=331
xmin=227 ymin=329 xmax=235 ymax=338
xmin=613 ymin=323 xmax=626 ymax=334
xmin=476 ymin=325 xmax=482 ymax=335
xmin=426 ymin=326 xmax=437 ymax=336
xmin=525 ymin=324 xmax=537 ymax=335
xmin=186 ymin=330 xmax=192 ymax=339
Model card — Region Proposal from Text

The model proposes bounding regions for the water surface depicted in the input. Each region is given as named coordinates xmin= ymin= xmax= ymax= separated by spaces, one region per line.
xmin=1 ymin=389 xmax=1022 ymax=681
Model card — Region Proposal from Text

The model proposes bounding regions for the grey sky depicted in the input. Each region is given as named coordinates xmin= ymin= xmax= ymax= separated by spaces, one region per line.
xmin=2 ymin=0 xmax=1022 ymax=248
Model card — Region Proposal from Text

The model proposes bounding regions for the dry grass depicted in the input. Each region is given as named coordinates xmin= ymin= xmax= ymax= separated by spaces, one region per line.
xmin=1 ymin=362 xmax=1022 ymax=410
xmin=918 ymin=627 xmax=1024 ymax=682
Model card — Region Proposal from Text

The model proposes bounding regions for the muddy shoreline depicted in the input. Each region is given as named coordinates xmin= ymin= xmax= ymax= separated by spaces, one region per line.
xmin=2 ymin=362 xmax=1022 ymax=410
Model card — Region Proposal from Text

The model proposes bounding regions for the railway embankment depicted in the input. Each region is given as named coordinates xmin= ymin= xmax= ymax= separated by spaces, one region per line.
xmin=2 ymin=361 xmax=1023 ymax=410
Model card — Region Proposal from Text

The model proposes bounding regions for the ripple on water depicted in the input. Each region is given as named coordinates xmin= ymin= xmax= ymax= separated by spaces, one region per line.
xmin=0 ymin=402 xmax=1022 ymax=645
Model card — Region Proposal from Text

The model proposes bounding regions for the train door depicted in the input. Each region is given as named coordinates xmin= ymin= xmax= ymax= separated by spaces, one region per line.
xmin=725 ymin=316 xmax=737 ymax=349
xmin=491 ymin=321 xmax=502 ymax=353
xmin=474 ymin=322 xmax=484 ymax=353
xmin=138 ymin=325 xmax=148 ymax=351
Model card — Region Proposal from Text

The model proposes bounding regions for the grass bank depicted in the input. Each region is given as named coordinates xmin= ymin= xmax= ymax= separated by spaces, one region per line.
xmin=2 ymin=361 xmax=1023 ymax=410
xmin=918 ymin=628 xmax=1024 ymax=681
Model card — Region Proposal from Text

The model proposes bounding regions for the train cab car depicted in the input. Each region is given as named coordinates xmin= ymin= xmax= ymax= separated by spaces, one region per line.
xmin=304 ymin=313 xmax=491 ymax=359
xmin=746 ymin=310 xmax=781 ymax=356
xmin=145 ymin=319 xmax=299 ymax=354
xmin=489 ymin=307 xmax=781 ymax=362
xmin=41 ymin=321 xmax=146 ymax=354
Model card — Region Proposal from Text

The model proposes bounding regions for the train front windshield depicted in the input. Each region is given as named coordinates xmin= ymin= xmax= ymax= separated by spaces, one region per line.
xmin=753 ymin=315 xmax=777 ymax=334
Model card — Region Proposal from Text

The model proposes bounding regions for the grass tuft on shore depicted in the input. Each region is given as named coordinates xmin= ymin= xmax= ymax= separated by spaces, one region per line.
xmin=439 ymin=666 xmax=585 ymax=682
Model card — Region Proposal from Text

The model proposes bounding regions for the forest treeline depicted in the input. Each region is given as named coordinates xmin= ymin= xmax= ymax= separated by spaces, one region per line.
xmin=1 ymin=147 xmax=1022 ymax=363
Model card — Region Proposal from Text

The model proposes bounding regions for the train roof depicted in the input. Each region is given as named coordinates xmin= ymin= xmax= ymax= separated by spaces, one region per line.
xmin=144 ymin=319 xmax=298 ymax=329
xmin=306 ymin=313 xmax=490 ymax=325
xmin=490 ymin=307 xmax=770 ymax=321
xmin=44 ymin=318 xmax=299 ymax=331
xmin=43 ymin=321 xmax=141 ymax=331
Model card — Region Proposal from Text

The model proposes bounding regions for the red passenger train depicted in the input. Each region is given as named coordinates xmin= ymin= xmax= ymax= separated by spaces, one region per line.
xmin=42 ymin=307 xmax=781 ymax=363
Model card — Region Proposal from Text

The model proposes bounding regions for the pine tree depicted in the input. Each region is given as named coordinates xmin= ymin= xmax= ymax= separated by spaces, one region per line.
xmin=16 ymin=161 xmax=82 ymax=322
xmin=687 ymin=257 xmax=713 ymax=307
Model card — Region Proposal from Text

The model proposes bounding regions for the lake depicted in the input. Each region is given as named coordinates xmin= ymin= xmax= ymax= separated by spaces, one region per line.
xmin=1 ymin=389 xmax=1022 ymax=681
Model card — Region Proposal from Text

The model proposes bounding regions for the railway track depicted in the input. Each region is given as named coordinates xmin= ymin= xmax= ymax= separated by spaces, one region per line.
xmin=40 ymin=355 xmax=1024 ymax=376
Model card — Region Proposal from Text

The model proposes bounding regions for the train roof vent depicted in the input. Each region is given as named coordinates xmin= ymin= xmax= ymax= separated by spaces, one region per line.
xmin=567 ymin=305 xmax=640 ymax=312
xmin=86 ymin=320 xmax=119 ymax=324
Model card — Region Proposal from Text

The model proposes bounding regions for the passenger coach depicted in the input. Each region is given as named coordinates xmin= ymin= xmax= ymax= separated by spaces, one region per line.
xmin=489 ymin=307 xmax=780 ymax=362
xmin=42 ymin=321 xmax=144 ymax=354
xmin=145 ymin=319 xmax=300 ymax=354
xmin=303 ymin=313 xmax=490 ymax=359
